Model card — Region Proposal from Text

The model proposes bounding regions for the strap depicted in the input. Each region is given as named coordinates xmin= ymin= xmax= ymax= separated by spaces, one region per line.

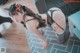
xmin=22 ymin=18 xmax=36 ymax=29
xmin=21 ymin=21 xmax=27 ymax=28
xmin=47 ymin=10 xmax=64 ymax=30
xmin=46 ymin=11 xmax=54 ymax=25
xmin=26 ymin=18 xmax=35 ymax=22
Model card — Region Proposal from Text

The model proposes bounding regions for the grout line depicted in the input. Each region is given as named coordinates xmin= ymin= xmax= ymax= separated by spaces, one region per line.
xmin=50 ymin=44 xmax=54 ymax=53
xmin=54 ymin=47 xmax=69 ymax=53
xmin=52 ymin=43 xmax=68 ymax=52
xmin=55 ymin=49 xmax=57 ymax=53
xmin=77 ymin=45 xmax=79 ymax=53
xmin=50 ymin=47 xmax=53 ymax=53
xmin=52 ymin=45 xmax=57 ymax=53
xmin=65 ymin=35 xmax=71 ymax=51
xmin=50 ymin=43 xmax=66 ymax=48
xmin=73 ymin=40 xmax=80 ymax=42
xmin=71 ymin=40 xmax=75 ymax=53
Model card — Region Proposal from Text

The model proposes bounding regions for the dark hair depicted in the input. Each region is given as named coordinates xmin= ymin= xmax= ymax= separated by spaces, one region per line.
xmin=7 ymin=4 xmax=23 ymax=16
xmin=8 ymin=3 xmax=46 ymax=28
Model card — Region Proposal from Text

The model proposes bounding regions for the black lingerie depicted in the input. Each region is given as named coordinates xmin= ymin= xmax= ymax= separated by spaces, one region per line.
xmin=21 ymin=18 xmax=35 ymax=28
xmin=46 ymin=10 xmax=64 ymax=30
xmin=26 ymin=18 xmax=35 ymax=22
xmin=21 ymin=18 xmax=46 ymax=29
xmin=21 ymin=10 xmax=64 ymax=30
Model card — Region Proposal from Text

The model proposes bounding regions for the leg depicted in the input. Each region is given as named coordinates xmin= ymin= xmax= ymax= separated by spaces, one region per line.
xmin=0 ymin=16 xmax=12 ymax=37
xmin=0 ymin=22 xmax=12 ymax=37
xmin=48 ymin=7 xmax=66 ymax=43
xmin=26 ymin=20 xmax=48 ymax=49
xmin=0 ymin=16 xmax=13 ymax=24
xmin=48 ymin=7 xmax=66 ymax=33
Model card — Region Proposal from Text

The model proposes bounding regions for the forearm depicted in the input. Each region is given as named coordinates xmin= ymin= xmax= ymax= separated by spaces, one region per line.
xmin=32 ymin=28 xmax=46 ymax=41
xmin=35 ymin=30 xmax=45 ymax=41
xmin=27 ymin=25 xmax=46 ymax=41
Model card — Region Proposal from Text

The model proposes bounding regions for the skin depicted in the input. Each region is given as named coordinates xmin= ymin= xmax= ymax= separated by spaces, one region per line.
xmin=40 ymin=7 xmax=66 ymax=34
xmin=11 ymin=12 xmax=24 ymax=24
xmin=25 ymin=15 xmax=48 ymax=49
xmin=48 ymin=8 xmax=66 ymax=33
xmin=10 ymin=12 xmax=48 ymax=49
xmin=10 ymin=7 xmax=66 ymax=49
xmin=51 ymin=10 xmax=66 ymax=33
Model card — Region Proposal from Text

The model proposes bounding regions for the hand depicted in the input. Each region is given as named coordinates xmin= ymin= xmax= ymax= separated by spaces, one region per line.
xmin=42 ymin=39 xmax=48 ymax=49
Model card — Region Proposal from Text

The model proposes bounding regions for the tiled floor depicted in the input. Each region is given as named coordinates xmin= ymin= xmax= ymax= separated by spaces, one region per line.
xmin=25 ymin=26 xmax=80 ymax=53
xmin=0 ymin=0 xmax=80 ymax=53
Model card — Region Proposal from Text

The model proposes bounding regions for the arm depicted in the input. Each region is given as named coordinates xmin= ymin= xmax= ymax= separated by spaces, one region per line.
xmin=26 ymin=20 xmax=48 ymax=49
xmin=26 ymin=20 xmax=45 ymax=41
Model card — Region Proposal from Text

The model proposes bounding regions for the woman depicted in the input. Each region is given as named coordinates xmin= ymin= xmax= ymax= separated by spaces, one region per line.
xmin=7 ymin=4 xmax=69 ymax=49
xmin=41 ymin=7 xmax=70 ymax=44
xmin=7 ymin=4 xmax=47 ymax=49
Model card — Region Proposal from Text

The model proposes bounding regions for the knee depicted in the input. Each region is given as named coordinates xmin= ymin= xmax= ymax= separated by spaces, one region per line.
xmin=0 ymin=22 xmax=11 ymax=33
